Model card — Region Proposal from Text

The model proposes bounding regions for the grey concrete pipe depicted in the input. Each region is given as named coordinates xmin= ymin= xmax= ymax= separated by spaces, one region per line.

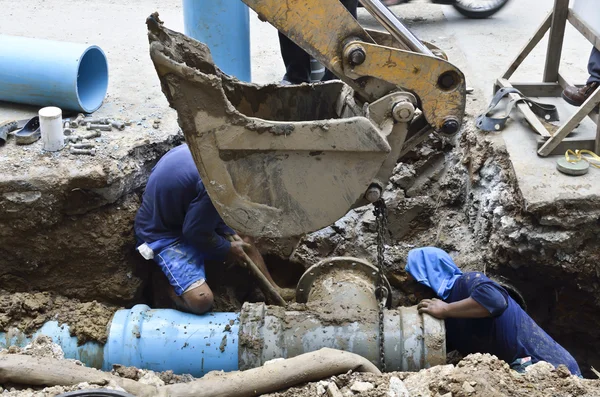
xmin=239 ymin=257 xmax=446 ymax=371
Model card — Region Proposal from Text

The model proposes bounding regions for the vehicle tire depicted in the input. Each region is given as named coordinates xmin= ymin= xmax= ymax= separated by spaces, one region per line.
xmin=452 ymin=0 xmax=510 ymax=19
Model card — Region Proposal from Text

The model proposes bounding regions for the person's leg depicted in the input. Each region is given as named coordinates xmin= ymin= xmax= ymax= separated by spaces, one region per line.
xmin=278 ymin=32 xmax=312 ymax=84
xmin=179 ymin=282 xmax=214 ymax=315
xmin=562 ymin=47 xmax=600 ymax=106
xmin=321 ymin=0 xmax=359 ymax=82
xmin=587 ymin=47 xmax=600 ymax=84
xmin=154 ymin=242 xmax=214 ymax=314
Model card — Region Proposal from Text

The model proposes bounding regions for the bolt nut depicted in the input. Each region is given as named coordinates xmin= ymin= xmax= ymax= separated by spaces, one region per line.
xmin=438 ymin=71 xmax=458 ymax=91
xmin=440 ymin=118 xmax=460 ymax=135
xmin=88 ymin=124 xmax=112 ymax=131
xmin=392 ymin=101 xmax=415 ymax=123
xmin=349 ymin=49 xmax=366 ymax=66
xmin=344 ymin=44 xmax=367 ymax=67
xmin=111 ymin=121 xmax=126 ymax=131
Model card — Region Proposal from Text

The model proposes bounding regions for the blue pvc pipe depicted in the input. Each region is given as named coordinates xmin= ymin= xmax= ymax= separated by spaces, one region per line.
xmin=0 ymin=35 xmax=109 ymax=113
xmin=0 ymin=321 xmax=105 ymax=369
xmin=0 ymin=305 xmax=239 ymax=377
xmin=105 ymin=305 xmax=239 ymax=375
xmin=183 ymin=0 xmax=251 ymax=81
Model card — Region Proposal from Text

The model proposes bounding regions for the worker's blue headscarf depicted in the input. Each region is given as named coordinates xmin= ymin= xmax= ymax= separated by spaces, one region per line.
xmin=405 ymin=247 xmax=463 ymax=300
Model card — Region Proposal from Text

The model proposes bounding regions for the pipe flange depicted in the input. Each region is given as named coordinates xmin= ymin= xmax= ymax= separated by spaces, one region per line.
xmin=296 ymin=256 xmax=392 ymax=308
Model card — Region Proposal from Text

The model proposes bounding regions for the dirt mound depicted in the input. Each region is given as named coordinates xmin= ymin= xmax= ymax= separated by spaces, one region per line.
xmin=265 ymin=353 xmax=600 ymax=397
xmin=0 ymin=290 xmax=118 ymax=344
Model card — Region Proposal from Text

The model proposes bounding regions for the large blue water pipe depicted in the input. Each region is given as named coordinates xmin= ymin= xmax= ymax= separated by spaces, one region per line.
xmin=0 ymin=261 xmax=447 ymax=375
xmin=182 ymin=0 xmax=251 ymax=81
xmin=0 ymin=35 xmax=109 ymax=113
xmin=0 ymin=305 xmax=239 ymax=377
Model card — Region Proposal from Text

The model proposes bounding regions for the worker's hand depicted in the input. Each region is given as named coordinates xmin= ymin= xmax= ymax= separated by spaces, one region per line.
xmin=228 ymin=239 xmax=250 ymax=262
xmin=417 ymin=298 xmax=449 ymax=319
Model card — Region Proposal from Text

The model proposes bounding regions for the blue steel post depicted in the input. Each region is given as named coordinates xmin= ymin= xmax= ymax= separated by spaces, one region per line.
xmin=183 ymin=0 xmax=251 ymax=81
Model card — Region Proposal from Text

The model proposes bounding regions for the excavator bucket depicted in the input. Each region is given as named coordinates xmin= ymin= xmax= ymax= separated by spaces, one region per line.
xmin=147 ymin=15 xmax=393 ymax=238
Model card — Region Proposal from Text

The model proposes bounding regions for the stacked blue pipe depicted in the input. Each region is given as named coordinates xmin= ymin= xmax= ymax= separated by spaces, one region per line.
xmin=183 ymin=0 xmax=251 ymax=81
xmin=0 ymin=35 xmax=109 ymax=113
xmin=0 ymin=305 xmax=239 ymax=377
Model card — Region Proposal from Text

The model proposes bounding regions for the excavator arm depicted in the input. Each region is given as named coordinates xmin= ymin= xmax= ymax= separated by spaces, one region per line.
xmin=247 ymin=0 xmax=465 ymax=133
xmin=146 ymin=0 xmax=466 ymax=238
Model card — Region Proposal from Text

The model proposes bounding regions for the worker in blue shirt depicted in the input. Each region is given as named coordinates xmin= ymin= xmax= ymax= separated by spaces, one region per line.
xmin=406 ymin=247 xmax=581 ymax=376
xmin=134 ymin=144 xmax=278 ymax=315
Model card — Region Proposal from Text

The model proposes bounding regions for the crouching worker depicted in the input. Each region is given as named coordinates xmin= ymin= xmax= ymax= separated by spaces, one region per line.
xmin=406 ymin=247 xmax=581 ymax=376
xmin=134 ymin=144 xmax=277 ymax=315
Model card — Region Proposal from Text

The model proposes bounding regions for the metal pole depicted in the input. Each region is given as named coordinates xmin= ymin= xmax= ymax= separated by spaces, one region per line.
xmin=183 ymin=0 xmax=251 ymax=81
xmin=359 ymin=0 xmax=434 ymax=56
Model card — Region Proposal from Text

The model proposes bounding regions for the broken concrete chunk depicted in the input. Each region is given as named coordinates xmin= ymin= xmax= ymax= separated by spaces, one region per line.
xmin=138 ymin=370 xmax=166 ymax=387
xmin=327 ymin=382 xmax=343 ymax=397
xmin=462 ymin=381 xmax=475 ymax=394
xmin=388 ymin=376 xmax=409 ymax=397
xmin=350 ymin=381 xmax=374 ymax=393
xmin=317 ymin=383 xmax=327 ymax=396
xmin=2 ymin=191 xmax=42 ymax=204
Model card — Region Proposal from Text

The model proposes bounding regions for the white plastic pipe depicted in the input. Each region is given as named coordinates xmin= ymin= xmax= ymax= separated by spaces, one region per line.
xmin=39 ymin=107 xmax=64 ymax=152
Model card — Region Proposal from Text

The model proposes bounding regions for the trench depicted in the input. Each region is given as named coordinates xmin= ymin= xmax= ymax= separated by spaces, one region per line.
xmin=2 ymin=124 xmax=600 ymax=382
xmin=490 ymin=268 xmax=600 ymax=379
xmin=136 ymin=243 xmax=598 ymax=378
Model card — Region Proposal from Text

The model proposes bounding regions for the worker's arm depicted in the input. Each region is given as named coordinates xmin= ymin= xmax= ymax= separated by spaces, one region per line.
xmin=215 ymin=219 xmax=235 ymax=236
xmin=418 ymin=282 xmax=509 ymax=320
xmin=417 ymin=297 xmax=491 ymax=319
xmin=182 ymin=185 xmax=232 ymax=258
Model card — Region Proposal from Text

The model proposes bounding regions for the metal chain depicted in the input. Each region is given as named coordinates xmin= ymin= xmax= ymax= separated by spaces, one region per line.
xmin=373 ymin=198 xmax=388 ymax=372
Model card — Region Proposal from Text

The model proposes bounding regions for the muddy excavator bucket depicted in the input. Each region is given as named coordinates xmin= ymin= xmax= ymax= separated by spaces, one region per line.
xmin=146 ymin=16 xmax=403 ymax=238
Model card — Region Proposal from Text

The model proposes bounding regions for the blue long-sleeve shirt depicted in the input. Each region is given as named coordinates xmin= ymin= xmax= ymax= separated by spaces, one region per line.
xmin=134 ymin=144 xmax=234 ymax=257
xmin=445 ymin=272 xmax=581 ymax=376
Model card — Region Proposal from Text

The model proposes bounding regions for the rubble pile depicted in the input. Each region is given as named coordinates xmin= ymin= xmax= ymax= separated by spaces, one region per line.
xmin=265 ymin=353 xmax=600 ymax=397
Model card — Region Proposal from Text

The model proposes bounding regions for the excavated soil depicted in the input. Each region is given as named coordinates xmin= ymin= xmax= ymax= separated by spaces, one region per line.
xmin=265 ymin=354 xmax=600 ymax=397
xmin=0 ymin=290 xmax=117 ymax=344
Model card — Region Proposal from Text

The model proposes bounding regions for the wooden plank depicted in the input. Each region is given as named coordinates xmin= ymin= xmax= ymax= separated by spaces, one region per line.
xmin=502 ymin=12 xmax=552 ymax=80
xmin=538 ymin=85 xmax=600 ymax=156
xmin=537 ymin=137 xmax=595 ymax=155
xmin=543 ymin=0 xmax=569 ymax=83
xmin=589 ymin=108 xmax=598 ymax=125
xmin=497 ymin=78 xmax=552 ymax=137
xmin=568 ymin=9 xmax=600 ymax=52
xmin=510 ymin=82 xmax=563 ymax=97
xmin=558 ymin=73 xmax=578 ymax=91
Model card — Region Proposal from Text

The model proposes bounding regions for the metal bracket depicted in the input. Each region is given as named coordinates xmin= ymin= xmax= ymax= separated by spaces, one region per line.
xmin=476 ymin=87 xmax=559 ymax=132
